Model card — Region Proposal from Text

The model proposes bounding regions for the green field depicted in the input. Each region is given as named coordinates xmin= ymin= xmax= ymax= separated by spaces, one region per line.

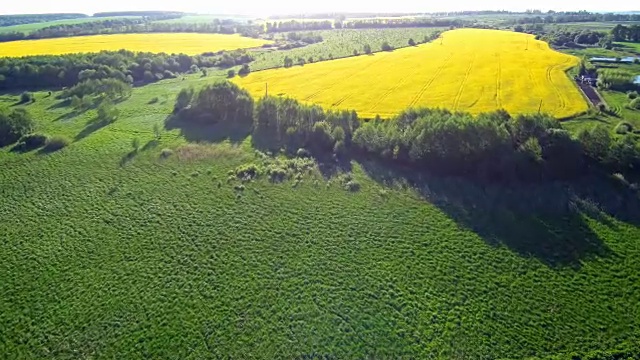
xmin=152 ymin=15 xmax=254 ymax=24
xmin=1 ymin=67 xmax=640 ymax=358
xmin=0 ymin=16 xmax=140 ymax=34
xmin=251 ymin=28 xmax=445 ymax=71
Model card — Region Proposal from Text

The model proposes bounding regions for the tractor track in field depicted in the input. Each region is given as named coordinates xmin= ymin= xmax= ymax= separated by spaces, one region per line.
xmin=452 ymin=54 xmax=476 ymax=110
xmin=368 ymin=70 xmax=415 ymax=112
xmin=331 ymin=94 xmax=351 ymax=107
xmin=495 ymin=53 xmax=502 ymax=108
xmin=304 ymin=52 xmax=390 ymax=102
xmin=546 ymin=64 xmax=566 ymax=110
xmin=408 ymin=52 xmax=454 ymax=108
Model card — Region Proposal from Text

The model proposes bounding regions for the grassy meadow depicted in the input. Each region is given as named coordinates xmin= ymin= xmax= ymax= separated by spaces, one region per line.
xmin=236 ymin=29 xmax=588 ymax=118
xmin=1 ymin=70 xmax=639 ymax=358
xmin=0 ymin=33 xmax=271 ymax=57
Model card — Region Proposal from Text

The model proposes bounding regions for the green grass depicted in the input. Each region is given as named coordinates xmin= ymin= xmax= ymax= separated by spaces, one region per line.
xmin=617 ymin=41 xmax=640 ymax=54
xmin=0 ymin=16 xmax=141 ymax=35
xmin=547 ymin=22 xmax=640 ymax=31
xmin=250 ymin=28 xmax=445 ymax=71
xmin=1 ymin=69 xmax=640 ymax=358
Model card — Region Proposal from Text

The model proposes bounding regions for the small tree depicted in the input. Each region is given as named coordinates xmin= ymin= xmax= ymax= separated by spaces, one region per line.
xmin=97 ymin=100 xmax=119 ymax=124
xmin=238 ymin=64 xmax=251 ymax=76
xmin=408 ymin=38 xmax=416 ymax=46
xmin=20 ymin=91 xmax=34 ymax=104
xmin=201 ymin=68 xmax=208 ymax=77
xmin=174 ymin=88 xmax=194 ymax=113
xmin=381 ymin=41 xmax=393 ymax=51
xmin=284 ymin=56 xmax=294 ymax=68
xmin=363 ymin=44 xmax=372 ymax=54
xmin=227 ymin=69 xmax=236 ymax=78
xmin=353 ymin=49 xmax=359 ymax=56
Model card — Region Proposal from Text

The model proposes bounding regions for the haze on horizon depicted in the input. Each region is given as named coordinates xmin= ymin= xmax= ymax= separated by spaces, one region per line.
xmin=0 ymin=0 xmax=637 ymax=17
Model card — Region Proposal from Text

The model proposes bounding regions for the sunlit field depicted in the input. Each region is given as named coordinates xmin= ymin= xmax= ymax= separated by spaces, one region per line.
xmin=0 ymin=33 xmax=271 ymax=57
xmin=235 ymin=29 xmax=589 ymax=118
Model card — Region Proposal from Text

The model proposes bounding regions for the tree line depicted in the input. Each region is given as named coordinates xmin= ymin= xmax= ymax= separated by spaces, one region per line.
xmin=172 ymin=82 xmax=640 ymax=182
xmin=0 ymin=13 xmax=87 ymax=27
xmin=0 ymin=18 xmax=263 ymax=43
xmin=0 ymin=50 xmax=253 ymax=91
xmin=611 ymin=24 xmax=640 ymax=43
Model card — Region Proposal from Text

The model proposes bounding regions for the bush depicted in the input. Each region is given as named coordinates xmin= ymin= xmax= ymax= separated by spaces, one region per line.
xmin=363 ymin=44 xmax=372 ymax=54
xmin=160 ymin=148 xmax=173 ymax=158
xmin=43 ymin=135 xmax=70 ymax=152
xmin=408 ymin=38 xmax=416 ymax=46
xmin=18 ymin=133 xmax=47 ymax=150
xmin=0 ymin=107 xmax=34 ymax=146
xmin=20 ymin=91 xmax=34 ymax=103
xmin=615 ymin=121 xmax=634 ymax=135
xmin=381 ymin=41 xmax=393 ymax=51
xmin=148 ymin=97 xmax=159 ymax=104
xmin=628 ymin=91 xmax=638 ymax=100
xmin=630 ymin=98 xmax=640 ymax=110
xmin=227 ymin=69 xmax=236 ymax=78
xmin=238 ymin=64 xmax=251 ymax=76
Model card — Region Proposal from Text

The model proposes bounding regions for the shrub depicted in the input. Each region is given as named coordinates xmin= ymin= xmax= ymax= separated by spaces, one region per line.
xmin=628 ymin=91 xmax=638 ymax=100
xmin=381 ymin=41 xmax=393 ymax=51
xmin=630 ymin=98 xmax=640 ymax=110
xmin=227 ymin=69 xmax=236 ymax=78
xmin=160 ymin=148 xmax=173 ymax=158
xmin=148 ymin=97 xmax=159 ymax=104
xmin=363 ymin=44 xmax=372 ymax=54
xmin=0 ymin=107 xmax=34 ymax=146
xmin=20 ymin=91 xmax=34 ymax=103
xmin=408 ymin=38 xmax=416 ymax=46
xmin=163 ymin=70 xmax=176 ymax=79
xmin=615 ymin=121 xmax=634 ymax=135
xmin=43 ymin=135 xmax=70 ymax=152
xmin=238 ymin=64 xmax=251 ymax=76
xmin=296 ymin=148 xmax=311 ymax=158
xmin=18 ymin=133 xmax=48 ymax=150
xmin=97 ymin=100 xmax=119 ymax=123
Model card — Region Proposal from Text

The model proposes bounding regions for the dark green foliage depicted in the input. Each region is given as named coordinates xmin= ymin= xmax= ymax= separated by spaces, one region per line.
xmin=363 ymin=44 xmax=372 ymax=54
xmin=611 ymin=24 xmax=640 ymax=42
xmin=0 ymin=107 xmax=34 ymax=146
xmin=381 ymin=41 xmax=393 ymax=51
xmin=20 ymin=91 xmax=34 ymax=104
xmin=630 ymin=98 xmax=640 ymax=110
xmin=615 ymin=121 xmax=634 ymax=135
xmin=0 ymin=13 xmax=87 ymax=27
xmin=177 ymin=82 xmax=253 ymax=130
xmin=238 ymin=64 xmax=251 ymax=76
xmin=96 ymin=100 xmax=119 ymax=124
xmin=227 ymin=69 xmax=236 ymax=78
xmin=0 ymin=50 xmax=250 ymax=91
xmin=42 ymin=135 xmax=70 ymax=152
xmin=12 ymin=133 xmax=48 ymax=152
xmin=61 ymin=78 xmax=131 ymax=101
xmin=628 ymin=91 xmax=639 ymax=100
xmin=408 ymin=38 xmax=416 ymax=46
xmin=597 ymin=69 xmax=637 ymax=91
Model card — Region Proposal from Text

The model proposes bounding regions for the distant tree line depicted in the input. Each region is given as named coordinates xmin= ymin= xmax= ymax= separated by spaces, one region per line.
xmin=536 ymin=28 xmax=611 ymax=48
xmin=92 ymin=11 xmax=184 ymax=18
xmin=0 ymin=50 xmax=253 ymax=91
xmin=172 ymin=82 xmax=640 ymax=182
xmin=265 ymin=20 xmax=333 ymax=33
xmin=512 ymin=12 xmax=640 ymax=25
xmin=343 ymin=18 xmax=467 ymax=29
xmin=611 ymin=24 xmax=640 ymax=43
xmin=0 ymin=18 xmax=263 ymax=43
xmin=0 ymin=13 xmax=88 ymax=27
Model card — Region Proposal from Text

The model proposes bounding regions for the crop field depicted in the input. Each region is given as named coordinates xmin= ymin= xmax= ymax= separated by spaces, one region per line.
xmin=0 ymin=33 xmax=271 ymax=57
xmin=251 ymin=28 xmax=445 ymax=71
xmin=0 ymin=17 xmax=141 ymax=35
xmin=236 ymin=29 xmax=588 ymax=118
xmin=1 ymin=71 xmax=639 ymax=358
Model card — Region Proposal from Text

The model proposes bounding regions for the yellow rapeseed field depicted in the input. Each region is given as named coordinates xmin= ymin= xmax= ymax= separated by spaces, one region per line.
xmin=235 ymin=29 xmax=588 ymax=118
xmin=0 ymin=33 xmax=271 ymax=57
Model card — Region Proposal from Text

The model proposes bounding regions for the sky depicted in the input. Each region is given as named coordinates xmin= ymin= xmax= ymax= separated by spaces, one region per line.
xmin=0 ymin=0 xmax=637 ymax=17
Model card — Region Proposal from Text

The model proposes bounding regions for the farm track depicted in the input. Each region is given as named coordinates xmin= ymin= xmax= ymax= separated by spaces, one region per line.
xmin=452 ymin=55 xmax=477 ymax=110
xmin=304 ymin=53 xmax=389 ymax=102
xmin=408 ymin=52 xmax=454 ymax=108
xmin=495 ymin=53 xmax=502 ymax=108
xmin=546 ymin=64 xmax=566 ymax=110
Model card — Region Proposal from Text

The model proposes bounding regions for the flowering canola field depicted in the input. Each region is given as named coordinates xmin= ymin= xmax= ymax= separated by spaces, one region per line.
xmin=0 ymin=33 xmax=271 ymax=57
xmin=235 ymin=29 xmax=588 ymax=118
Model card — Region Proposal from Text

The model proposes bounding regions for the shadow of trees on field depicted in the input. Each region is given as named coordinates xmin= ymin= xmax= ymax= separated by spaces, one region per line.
xmin=75 ymin=117 xmax=111 ymax=142
xmin=164 ymin=114 xmax=250 ymax=144
xmin=357 ymin=158 xmax=640 ymax=268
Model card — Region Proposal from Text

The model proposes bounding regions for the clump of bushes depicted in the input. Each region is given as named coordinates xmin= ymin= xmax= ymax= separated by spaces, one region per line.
xmin=13 ymin=133 xmax=48 ymax=151
xmin=615 ymin=121 xmax=634 ymax=135
xmin=43 ymin=135 xmax=70 ymax=152
xmin=630 ymin=98 xmax=640 ymax=110
xmin=20 ymin=91 xmax=34 ymax=104
xmin=0 ymin=107 xmax=34 ymax=146
xmin=381 ymin=41 xmax=393 ymax=51
xmin=227 ymin=69 xmax=236 ymax=78
xmin=628 ymin=91 xmax=638 ymax=100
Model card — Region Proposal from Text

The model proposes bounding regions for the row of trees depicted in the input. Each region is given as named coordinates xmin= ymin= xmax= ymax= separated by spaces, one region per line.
xmin=598 ymin=69 xmax=639 ymax=91
xmin=611 ymin=24 xmax=640 ymax=43
xmin=0 ymin=13 xmax=87 ymax=27
xmin=0 ymin=49 xmax=253 ymax=91
xmin=173 ymin=82 xmax=640 ymax=182
xmin=537 ymin=28 xmax=609 ymax=47
xmin=0 ymin=18 xmax=263 ymax=43
xmin=512 ymin=12 xmax=640 ymax=25
xmin=265 ymin=20 xmax=333 ymax=33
